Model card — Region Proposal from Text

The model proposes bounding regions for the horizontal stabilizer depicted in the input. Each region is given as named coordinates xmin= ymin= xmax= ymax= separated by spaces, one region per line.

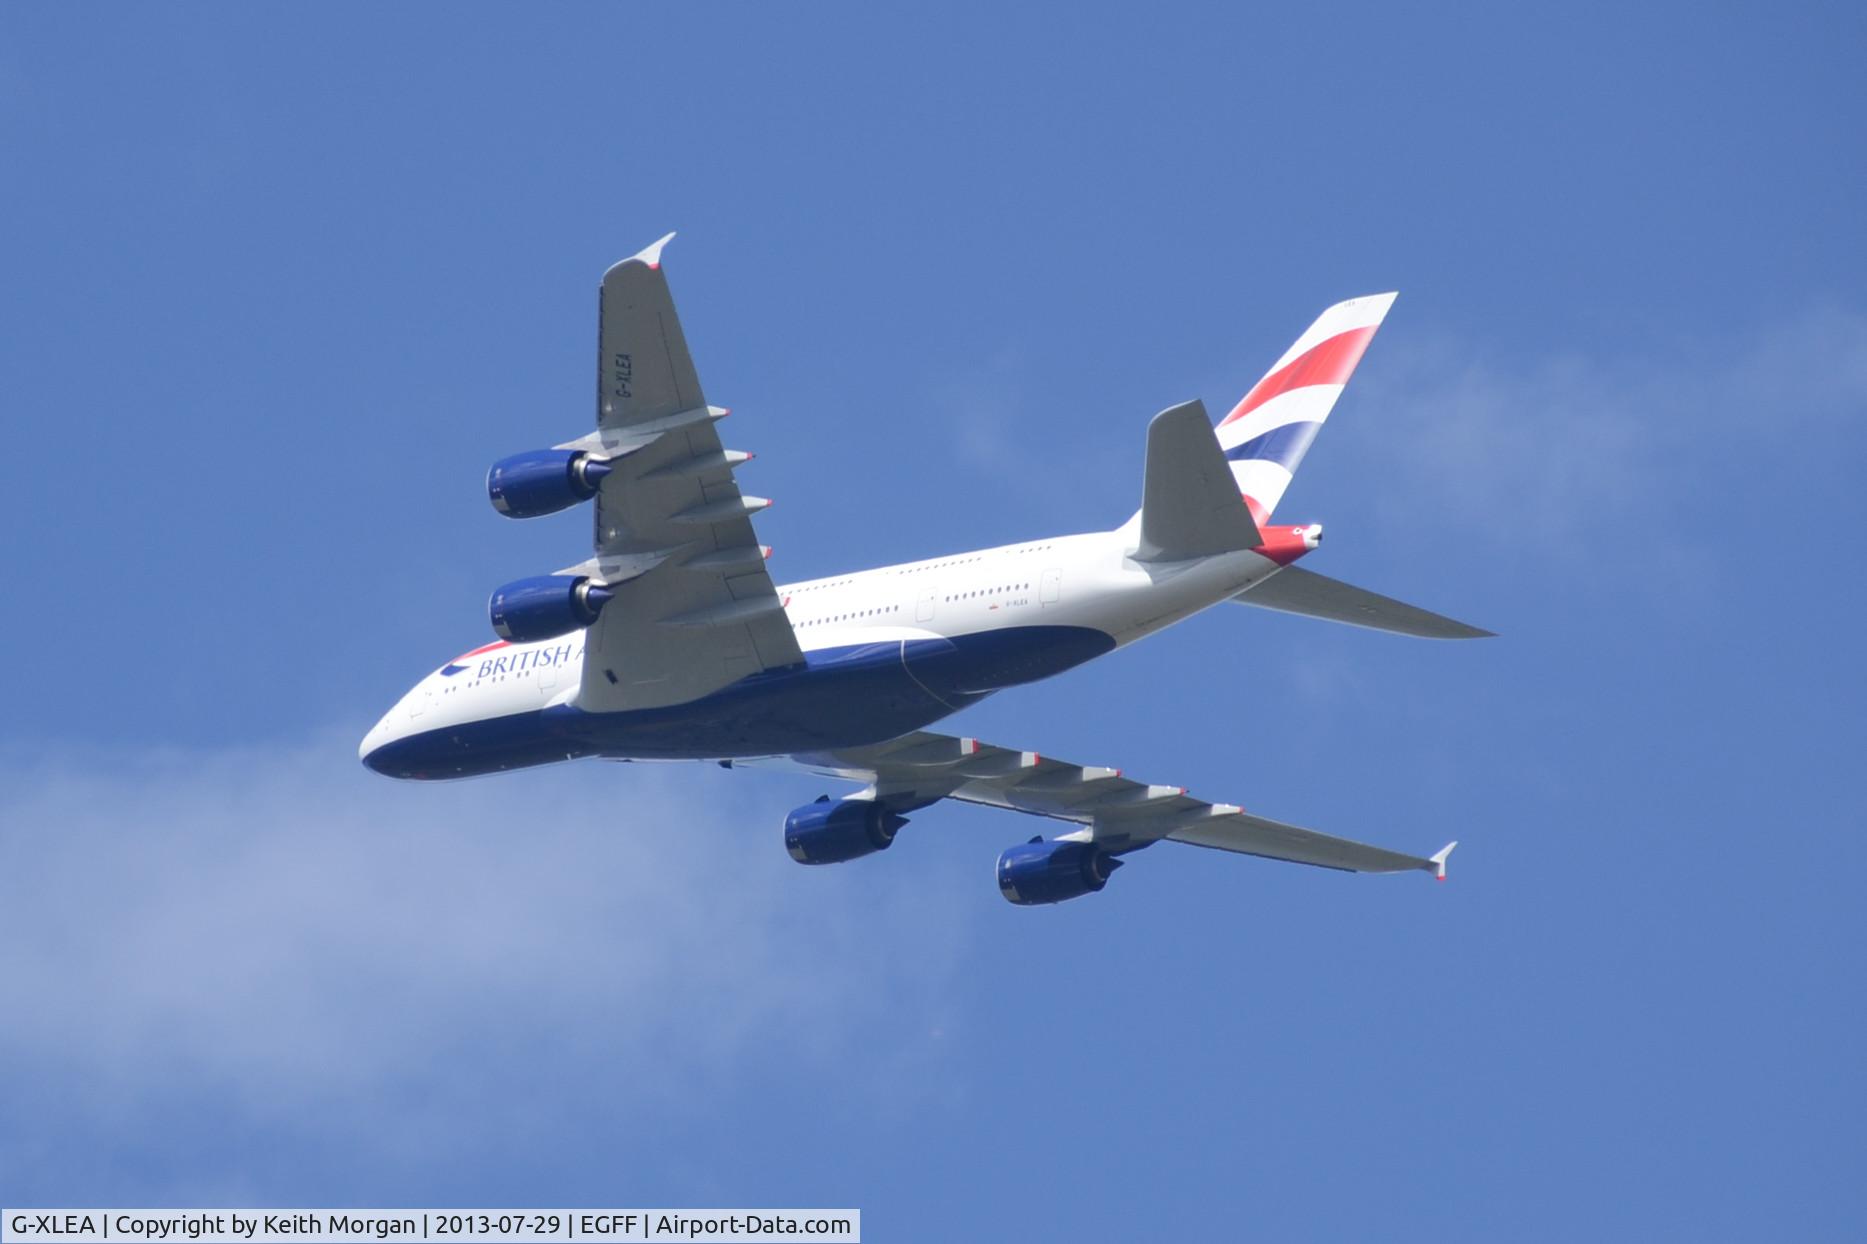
xmin=1135 ymin=400 xmax=1263 ymax=562
xmin=1230 ymin=566 xmax=1493 ymax=639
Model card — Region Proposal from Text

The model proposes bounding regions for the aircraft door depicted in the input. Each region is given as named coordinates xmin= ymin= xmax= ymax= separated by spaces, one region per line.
xmin=1040 ymin=568 xmax=1061 ymax=605
xmin=916 ymin=589 xmax=936 ymax=623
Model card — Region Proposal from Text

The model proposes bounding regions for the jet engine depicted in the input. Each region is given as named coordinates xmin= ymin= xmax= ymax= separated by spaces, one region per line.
xmin=784 ymin=797 xmax=907 ymax=865
xmin=487 ymin=449 xmax=614 ymax=518
xmin=488 ymin=575 xmax=613 ymax=643
xmin=996 ymin=838 xmax=1123 ymax=905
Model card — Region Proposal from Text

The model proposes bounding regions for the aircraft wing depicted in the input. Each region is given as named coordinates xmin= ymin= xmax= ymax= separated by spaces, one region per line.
xmin=563 ymin=235 xmax=804 ymax=712
xmin=757 ymin=731 xmax=1454 ymax=877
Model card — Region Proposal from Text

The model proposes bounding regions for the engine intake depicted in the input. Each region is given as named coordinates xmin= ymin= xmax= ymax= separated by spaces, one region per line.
xmin=996 ymin=838 xmax=1122 ymax=905
xmin=487 ymin=449 xmax=614 ymax=518
xmin=488 ymin=575 xmax=613 ymax=643
xmin=785 ymin=798 xmax=906 ymax=865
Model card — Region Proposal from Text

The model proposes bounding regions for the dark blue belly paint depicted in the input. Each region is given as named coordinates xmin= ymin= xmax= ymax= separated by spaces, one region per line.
xmin=364 ymin=625 xmax=1115 ymax=779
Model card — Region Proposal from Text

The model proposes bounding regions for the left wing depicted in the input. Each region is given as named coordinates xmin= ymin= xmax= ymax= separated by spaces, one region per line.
xmin=754 ymin=731 xmax=1454 ymax=877
xmin=564 ymin=235 xmax=805 ymax=712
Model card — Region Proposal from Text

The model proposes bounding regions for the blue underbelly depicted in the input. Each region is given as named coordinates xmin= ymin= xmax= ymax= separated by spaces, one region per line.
xmin=902 ymin=624 xmax=1115 ymax=696
xmin=367 ymin=625 xmax=1114 ymax=778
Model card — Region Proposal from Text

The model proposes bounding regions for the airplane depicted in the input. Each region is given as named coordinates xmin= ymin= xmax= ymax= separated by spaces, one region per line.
xmin=360 ymin=234 xmax=1490 ymax=905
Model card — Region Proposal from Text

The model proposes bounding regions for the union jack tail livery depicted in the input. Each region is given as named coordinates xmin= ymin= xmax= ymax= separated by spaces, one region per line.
xmin=1215 ymin=292 xmax=1398 ymax=523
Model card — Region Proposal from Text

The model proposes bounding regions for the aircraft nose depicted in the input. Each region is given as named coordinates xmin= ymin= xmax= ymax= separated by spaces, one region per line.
xmin=359 ymin=707 xmax=398 ymax=773
xmin=359 ymin=691 xmax=443 ymax=779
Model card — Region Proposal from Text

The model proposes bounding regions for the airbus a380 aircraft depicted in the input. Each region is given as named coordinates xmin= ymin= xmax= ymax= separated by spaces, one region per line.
xmin=361 ymin=235 xmax=1489 ymax=904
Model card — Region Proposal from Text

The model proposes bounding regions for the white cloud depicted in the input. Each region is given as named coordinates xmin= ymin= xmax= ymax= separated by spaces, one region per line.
xmin=0 ymin=735 xmax=975 ymax=1194
xmin=914 ymin=346 xmax=1136 ymax=533
xmin=1340 ymin=305 xmax=1867 ymax=564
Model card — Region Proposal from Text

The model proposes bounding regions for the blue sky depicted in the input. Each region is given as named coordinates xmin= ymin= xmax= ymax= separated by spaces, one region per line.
xmin=2 ymin=3 xmax=1864 ymax=1238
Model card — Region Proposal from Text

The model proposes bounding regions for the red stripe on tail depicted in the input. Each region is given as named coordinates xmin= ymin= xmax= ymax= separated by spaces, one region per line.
xmin=1218 ymin=326 xmax=1378 ymax=428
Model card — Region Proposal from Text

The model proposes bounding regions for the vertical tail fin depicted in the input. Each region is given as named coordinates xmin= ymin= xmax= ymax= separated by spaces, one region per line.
xmin=1215 ymin=292 xmax=1397 ymax=523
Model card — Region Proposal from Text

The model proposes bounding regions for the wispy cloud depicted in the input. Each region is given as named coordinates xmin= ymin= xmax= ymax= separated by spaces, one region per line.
xmin=1341 ymin=304 xmax=1867 ymax=561
xmin=913 ymin=346 xmax=1136 ymax=534
xmin=0 ymin=736 xmax=974 ymax=1197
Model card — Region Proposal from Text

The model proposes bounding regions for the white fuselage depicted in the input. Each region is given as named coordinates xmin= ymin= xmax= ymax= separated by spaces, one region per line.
xmin=361 ymin=525 xmax=1304 ymax=774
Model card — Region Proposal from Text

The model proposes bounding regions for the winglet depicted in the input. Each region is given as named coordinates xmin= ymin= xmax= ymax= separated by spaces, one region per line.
xmin=1429 ymin=840 xmax=1458 ymax=881
xmin=624 ymin=231 xmax=677 ymax=271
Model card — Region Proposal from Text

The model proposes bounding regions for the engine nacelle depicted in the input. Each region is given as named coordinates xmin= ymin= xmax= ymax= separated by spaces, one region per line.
xmin=996 ymin=838 xmax=1123 ymax=905
xmin=487 ymin=449 xmax=614 ymax=518
xmin=785 ymin=798 xmax=907 ymax=865
xmin=488 ymin=575 xmax=614 ymax=643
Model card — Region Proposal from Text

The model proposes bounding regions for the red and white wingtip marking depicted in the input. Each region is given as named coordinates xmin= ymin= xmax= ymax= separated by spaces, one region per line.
xmin=605 ymin=233 xmax=678 ymax=280
xmin=632 ymin=231 xmax=677 ymax=270
xmin=1430 ymin=840 xmax=1458 ymax=881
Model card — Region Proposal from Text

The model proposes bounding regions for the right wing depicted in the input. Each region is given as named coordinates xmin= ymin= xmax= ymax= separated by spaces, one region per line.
xmin=755 ymin=730 xmax=1453 ymax=877
xmin=1231 ymin=566 xmax=1494 ymax=639
xmin=563 ymin=235 xmax=804 ymax=712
